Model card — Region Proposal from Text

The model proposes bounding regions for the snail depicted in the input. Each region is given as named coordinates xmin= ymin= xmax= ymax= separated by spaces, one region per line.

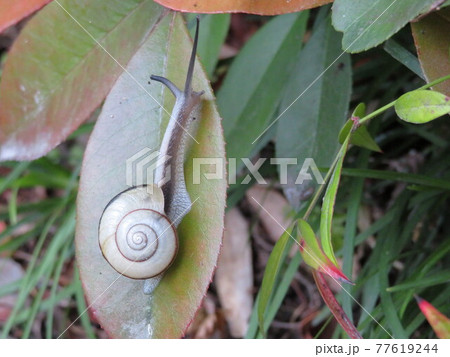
xmin=98 ymin=18 xmax=203 ymax=288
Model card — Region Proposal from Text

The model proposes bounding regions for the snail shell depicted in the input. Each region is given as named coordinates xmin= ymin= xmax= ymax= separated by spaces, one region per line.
xmin=99 ymin=185 xmax=178 ymax=279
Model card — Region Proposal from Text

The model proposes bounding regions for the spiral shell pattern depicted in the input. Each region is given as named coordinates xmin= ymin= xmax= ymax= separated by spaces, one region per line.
xmin=99 ymin=185 xmax=178 ymax=279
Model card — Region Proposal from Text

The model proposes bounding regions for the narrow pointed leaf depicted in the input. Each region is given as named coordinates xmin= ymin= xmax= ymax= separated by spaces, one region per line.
xmin=0 ymin=0 xmax=164 ymax=161
xmin=383 ymin=39 xmax=424 ymax=79
xmin=395 ymin=90 xmax=450 ymax=124
xmin=76 ymin=13 xmax=226 ymax=338
xmin=416 ymin=297 xmax=450 ymax=339
xmin=154 ymin=0 xmax=331 ymax=15
xmin=320 ymin=134 xmax=350 ymax=266
xmin=257 ymin=227 xmax=293 ymax=335
xmin=332 ymin=0 xmax=441 ymax=53
xmin=0 ymin=0 xmax=52 ymax=33
xmin=411 ymin=8 xmax=450 ymax=96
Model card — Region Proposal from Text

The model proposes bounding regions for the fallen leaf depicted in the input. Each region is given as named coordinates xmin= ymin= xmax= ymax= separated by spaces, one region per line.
xmin=0 ymin=258 xmax=25 ymax=322
xmin=411 ymin=8 xmax=450 ymax=96
xmin=246 ymin=185 xmax=293 ymax=243
xmin=215 ymin=207 xmax=253 ymax=338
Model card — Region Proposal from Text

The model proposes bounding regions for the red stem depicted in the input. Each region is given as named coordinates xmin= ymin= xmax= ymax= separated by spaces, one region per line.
xmin=313 ymin=271 xmax=363 ymax=339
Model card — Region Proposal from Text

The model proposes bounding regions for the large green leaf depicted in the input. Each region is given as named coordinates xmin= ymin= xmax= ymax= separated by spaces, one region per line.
xmin=76 ymin=13 xmax=226 ymax=338
xmin=0 ymin=0 xmax=163 ymax=161
xmin=217 ymin=12 xmax=309 ymax=165
xmin=411 ymin=8 xmax=450 ymax=96
xmin=276 ymin=15 xmax=351 ymax=208
xmin=332 ymin=0 xmax=440 ymax=53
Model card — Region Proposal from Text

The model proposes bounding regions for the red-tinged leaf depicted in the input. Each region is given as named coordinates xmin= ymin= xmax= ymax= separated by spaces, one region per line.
xmin=416 ymin=296 xmax=450 ymax=339
xmin=313 ymin=271 xmax=362 ymax=339
xmin=76 ymin=13 xmax=226 ymax=338
xmin=154 ymin=0 xmax=332 ymax=15
xmin=0 ymin=0 xmax=164 ymax=161
xmin=298 ymin=219 xmax=352 ymax=284
xmin=411 ymin=8 xmax=450 ymax=96
xmin=0 ymin=0 xmax=52 ymax=34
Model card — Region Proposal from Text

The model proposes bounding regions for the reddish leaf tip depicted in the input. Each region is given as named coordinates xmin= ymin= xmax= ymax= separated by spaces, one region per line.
xmin=320 ymin=262 xmax=354 ymax=285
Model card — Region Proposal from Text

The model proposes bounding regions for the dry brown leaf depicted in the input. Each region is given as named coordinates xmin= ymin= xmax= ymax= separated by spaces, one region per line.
xmin=0 ymin=258 xmax=25 ymax=322
xmin=215 ymin=208 xmax=253 ymax=338
xmin=246 ymin=185 xmax=292 ymax=243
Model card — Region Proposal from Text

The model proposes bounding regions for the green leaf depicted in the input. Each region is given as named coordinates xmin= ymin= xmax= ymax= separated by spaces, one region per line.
xmin=0 ymin=0 xmax=164 ymax=161
xmin=75 ymin=13 xmax=226 ymax=338
xmin=341 ymin=167 xmax=450 ymax=191
xmin=320 ymin=135 xmax=350 ymax=266
xmin=338 ymin=103 xmax=382 ymax=152
xmin=186 ymin=14 xmax=230 ymax=78
xmin=383 ymin=39 xmax=424 ymax=79
xmin=332 ymin=0 xmax=439 ymax=53
xmin=395 ymin=90 xmax=450 ymax=124
xmin=298 ymin=219 xmax=326 ymax=269
xmin=276 ymin=14 xmax=351 ymax=209
xmin=218 ymin=12 xmax=309 ymax=165
xmin=257 ymin=226 xmax=293 ymax=335
xmin=387 ymin=271 xmax=450 ymax=292
xmin=411 ymin=8 xmax=450 ymax=96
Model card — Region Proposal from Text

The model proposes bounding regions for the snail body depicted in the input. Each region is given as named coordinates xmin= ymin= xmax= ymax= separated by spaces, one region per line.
xmin=98 ymin=18 xmax=203 ymax=284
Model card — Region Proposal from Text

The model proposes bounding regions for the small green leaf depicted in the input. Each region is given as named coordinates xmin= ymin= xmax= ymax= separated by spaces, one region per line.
xmin=338 ymin=120 xmax=382 ymax=152
xmin=257 ymin=226 xmax=293 ymax=335
xmin=395 ymin=90 xmax=450 ymax=124
xmin=352 ymin=102 xmax=366 ymax=119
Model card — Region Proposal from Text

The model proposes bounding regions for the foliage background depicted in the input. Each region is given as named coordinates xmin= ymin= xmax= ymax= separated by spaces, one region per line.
xmin=0 ymin=0 xmax=449 ymax=338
